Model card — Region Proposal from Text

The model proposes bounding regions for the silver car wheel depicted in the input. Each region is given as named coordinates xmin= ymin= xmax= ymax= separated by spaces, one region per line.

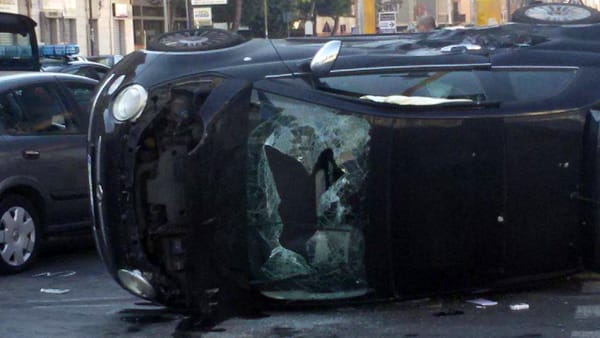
xmin=0 ymin=206 xmax=35 ymax=267
xmin=524 ymin=4 xmax=592 ymax=22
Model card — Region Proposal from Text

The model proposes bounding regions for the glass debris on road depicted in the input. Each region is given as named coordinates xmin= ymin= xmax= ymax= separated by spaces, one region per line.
xmin=40 ymin=288 xmax=71 ymax=294
xmin=509 ymin=303 xmax=530 ymax=311
xmin=467 ymin=298 xmax=498 ymax=307
xmin=32 ymin=271 xmax=77 ymax=278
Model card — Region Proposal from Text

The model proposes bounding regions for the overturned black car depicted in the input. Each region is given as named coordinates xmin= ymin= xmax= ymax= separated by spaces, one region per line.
xmin=89 ymin=7 xmax=600 ymax=312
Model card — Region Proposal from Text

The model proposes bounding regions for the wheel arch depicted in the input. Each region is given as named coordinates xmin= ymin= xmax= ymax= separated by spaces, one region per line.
xmin=0 ymin=176 xmax=49 ymax=235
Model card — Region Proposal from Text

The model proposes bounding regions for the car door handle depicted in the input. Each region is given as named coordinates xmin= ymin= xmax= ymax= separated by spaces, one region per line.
xmin=22 ymin=150 xmax=40 ymax=160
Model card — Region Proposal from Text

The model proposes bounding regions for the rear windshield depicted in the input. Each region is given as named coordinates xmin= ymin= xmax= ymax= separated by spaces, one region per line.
xmin=0 ymin=31 xmax=34 ymax=69
xmin=319 ymin=69 xmax=577 ymax=104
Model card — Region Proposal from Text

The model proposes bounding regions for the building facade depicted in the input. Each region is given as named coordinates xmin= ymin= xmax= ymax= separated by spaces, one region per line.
xmin=5 ymin=0 xmax=600 ymax=56
xmin=1 ymin=0 xmax=135 ymax=57
xmin=132 ymin=0 xmax=188 ymax=50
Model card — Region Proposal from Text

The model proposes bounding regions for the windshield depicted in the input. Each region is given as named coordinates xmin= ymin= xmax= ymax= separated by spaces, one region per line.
xmin=0 ymin=31 xmax=36 ymax=70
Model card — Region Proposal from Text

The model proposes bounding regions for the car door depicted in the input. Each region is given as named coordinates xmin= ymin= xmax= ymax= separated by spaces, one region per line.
xmin=501 ymin=68 xmax=584 ymax=276
xmin=304 ymin=68 xmax=506 ymax=295
xmin=302 ymin=65 xmax=585 ymax=293
xmin=247 ymin=75 xmax=505 ymax=299
xmin=3 ymin=78 xmax=89 ymax=229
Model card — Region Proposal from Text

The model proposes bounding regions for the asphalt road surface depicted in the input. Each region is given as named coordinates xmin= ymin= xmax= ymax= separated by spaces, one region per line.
xmin=2 ymin=234 xmax=600 ymax=338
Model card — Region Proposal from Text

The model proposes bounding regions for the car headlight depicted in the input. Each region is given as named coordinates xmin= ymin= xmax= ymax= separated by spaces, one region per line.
xmin=112 ymin=84 xmax=148 ymax=122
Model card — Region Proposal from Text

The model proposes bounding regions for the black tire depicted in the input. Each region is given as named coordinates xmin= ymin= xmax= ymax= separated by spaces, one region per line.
xmin=147 ymin=29 xmax=245 ymax=52
xmin=0 ymin=195 xmax=41 ymax=273
xmin=512 ymin=3 xmax=600 ymax=25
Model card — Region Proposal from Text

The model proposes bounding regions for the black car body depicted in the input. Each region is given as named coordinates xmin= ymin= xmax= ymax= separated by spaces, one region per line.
xmin=42 ymin=60 xmax=110 ymax=81
xmin=0 ymin=72 xmax=97 ymax=272
xmin=86 ymin=55 xmax=123 ymax=68
xmin=89 ymin=20 xmax=600 ymax=311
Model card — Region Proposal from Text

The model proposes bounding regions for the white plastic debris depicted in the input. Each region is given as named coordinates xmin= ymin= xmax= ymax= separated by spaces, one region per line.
xmin=510 ymin=303 xmax=530 ymax=311
xmin=40 ymin=288 xmax=71 ymax=295
xmin=361 ymin=95 xmax=473 ymax=106
xmin=33 ymin=271 xmax=76 ymax=278
xmin=467 ymin=298 xmax=498 ymax=307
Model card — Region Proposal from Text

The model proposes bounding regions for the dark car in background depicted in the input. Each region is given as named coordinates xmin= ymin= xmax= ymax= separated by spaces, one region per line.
xmin=42 ymin=60 xmax=110 ymax=80
xmin=86 ymin=55 xmax=123 ymax=68
xmin=40 ymin=44 xmax=111 ymax=80
xmin=0 ymin=72 xmax=97 ymax=273
xmin=89 ymin=4 xmax=600 ymax=314
xmin=0 ymin=13 xmax=97 ymax=273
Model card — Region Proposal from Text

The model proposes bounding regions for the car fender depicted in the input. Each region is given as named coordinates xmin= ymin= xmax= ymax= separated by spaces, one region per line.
xmin=0 ymin=175 xmax=51 ymax=222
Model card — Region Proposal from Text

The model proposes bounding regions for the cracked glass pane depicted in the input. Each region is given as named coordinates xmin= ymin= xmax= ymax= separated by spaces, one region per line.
xmin=247 ymin=91 xmax=371 ymax=300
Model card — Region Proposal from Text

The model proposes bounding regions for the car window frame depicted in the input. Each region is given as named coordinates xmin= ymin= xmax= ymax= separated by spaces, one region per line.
xmin=313 ymin=66 xmax=580 ymax=107
xmin=6 ymin=80 xmax=83 ymax=136
xmin=59 ymin=78 xmax=97 ymax=127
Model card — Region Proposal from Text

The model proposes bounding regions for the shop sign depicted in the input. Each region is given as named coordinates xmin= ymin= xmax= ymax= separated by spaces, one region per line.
xmin=193 ymin=7 xmax=212 ymax=26
xmin=378 ymin=11 xmax=397 ymax=33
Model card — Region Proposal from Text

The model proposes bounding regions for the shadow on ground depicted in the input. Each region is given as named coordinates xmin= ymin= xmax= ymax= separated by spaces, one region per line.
xmin=40 ymin=230 xmax=96 ymax=257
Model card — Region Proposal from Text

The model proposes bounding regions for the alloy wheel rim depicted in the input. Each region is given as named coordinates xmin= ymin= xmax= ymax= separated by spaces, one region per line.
xmin=525 ymin=5 xmax=592 ymax=22
xmin=0 ymin=206 xmax=35 ymax=266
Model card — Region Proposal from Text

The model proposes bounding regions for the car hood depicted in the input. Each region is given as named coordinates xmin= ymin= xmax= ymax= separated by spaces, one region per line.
xmin=107 ymin=39 xmax=291 ymax=90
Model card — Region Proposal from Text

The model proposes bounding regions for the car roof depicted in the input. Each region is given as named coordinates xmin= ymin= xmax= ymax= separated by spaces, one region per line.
xmin=64 ymin=60 xmax=110 ymax=68
xmin=0 ymin=71 xmax=97 ymax=91
xmin=0 ymin=12 xmax=36 ymax=34
xmin=42 ymin=60 xmax=110 ymax=70
xmin=270 ymin=23 xmax=600 ymax=73
xmin=330 ymin=23 xmax=600 ymax=68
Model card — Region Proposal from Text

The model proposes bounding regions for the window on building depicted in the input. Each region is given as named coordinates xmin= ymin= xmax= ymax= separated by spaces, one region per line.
xmin=114 ymin=20 xmax=126 ymax=55
xmin=62 ymin=19 xmax=77 ymax=44
xmin=40 ymin=16 xmax=77 ymax=45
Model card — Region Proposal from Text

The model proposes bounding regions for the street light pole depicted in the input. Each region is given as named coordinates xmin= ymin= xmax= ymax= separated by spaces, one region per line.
xmin=185 ymin=0 xmax=190 ymax=29
xmin=264 ymin=0 xmax=269 ymax=38
xmin=358 ymin=0 xmax=376 ymax=34
xmin=163 ymin=0 xmax=169 ymax=33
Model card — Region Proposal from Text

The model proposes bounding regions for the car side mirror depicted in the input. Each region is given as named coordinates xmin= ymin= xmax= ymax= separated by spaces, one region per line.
xmin=310 ymin=40 xmax=342 ymax=76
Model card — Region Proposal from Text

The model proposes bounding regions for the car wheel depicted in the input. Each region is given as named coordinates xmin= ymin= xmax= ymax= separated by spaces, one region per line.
xmin=147 ymin=29 xmax=245 ymax=52
xmin=511 ymin=3 xmax=600 ymax=25
xmin=0 ymin=195 xmax=40 ymax=273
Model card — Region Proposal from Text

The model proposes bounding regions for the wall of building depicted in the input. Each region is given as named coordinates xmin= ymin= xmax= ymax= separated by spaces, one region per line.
xmin=2 ymin=0 xmax=135 ymax=57
xmin=316 ymin=16 xmax=357 ymax=36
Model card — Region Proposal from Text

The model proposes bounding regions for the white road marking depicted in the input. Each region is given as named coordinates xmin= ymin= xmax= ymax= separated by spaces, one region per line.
xmin=571 ymin=331 xmax=600 ymax=338
xmin=575 ymin=305 xmax=600 ymax=319
xmin=26 ymin=296 xmax=136 ymax=304
xmin=33 ymin=303 xmax=119 ymax=309
xmin=582 ymin=281 xmax=600 ymax=294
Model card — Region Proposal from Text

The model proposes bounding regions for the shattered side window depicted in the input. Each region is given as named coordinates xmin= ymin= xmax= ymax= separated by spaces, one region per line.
xmin=319 ymin=69 xmax=577 ymax=104
xmin=247 ymin=90 xmax=372 ymax=300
